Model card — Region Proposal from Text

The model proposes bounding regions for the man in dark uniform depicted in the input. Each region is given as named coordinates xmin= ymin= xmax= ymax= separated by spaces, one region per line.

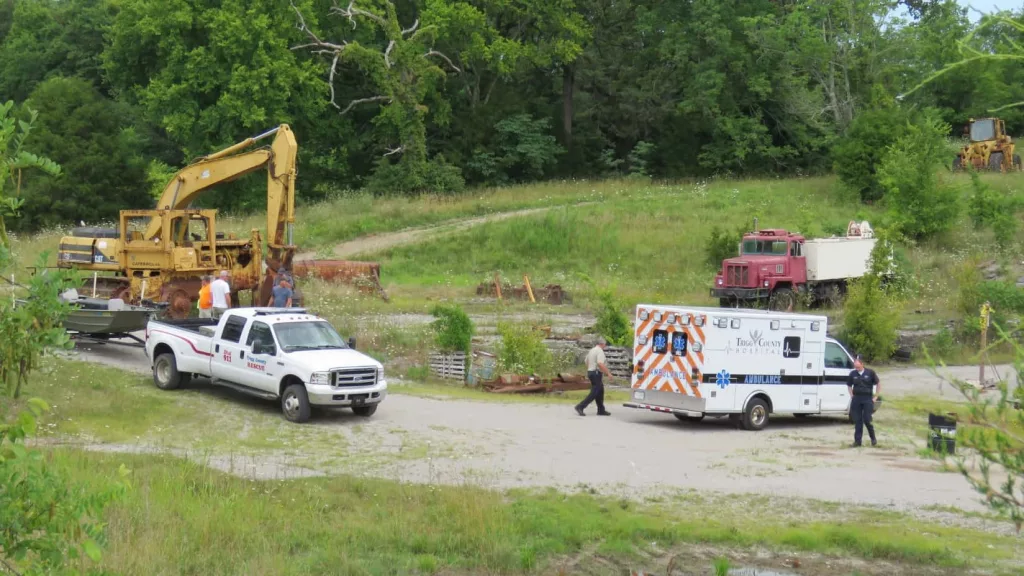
xmin=847 ymin=355 xmax=880 ymax=447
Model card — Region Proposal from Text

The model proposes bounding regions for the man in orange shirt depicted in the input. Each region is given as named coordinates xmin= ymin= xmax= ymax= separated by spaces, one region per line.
xmin=198 ymin=276 xmax=213 ymax=318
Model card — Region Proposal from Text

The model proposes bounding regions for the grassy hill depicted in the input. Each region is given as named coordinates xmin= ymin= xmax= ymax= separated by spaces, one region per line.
xmin=10 ymin=172 xmax=1023 ymax=364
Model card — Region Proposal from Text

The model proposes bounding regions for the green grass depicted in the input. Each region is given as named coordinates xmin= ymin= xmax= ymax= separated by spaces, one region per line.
xmin=53 ymin=450 xmax=1022 ymax=575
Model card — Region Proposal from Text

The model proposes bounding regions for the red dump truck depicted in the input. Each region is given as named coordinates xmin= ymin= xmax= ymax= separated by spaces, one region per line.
xmin=711 ymin=221 xmax=877 ymax=310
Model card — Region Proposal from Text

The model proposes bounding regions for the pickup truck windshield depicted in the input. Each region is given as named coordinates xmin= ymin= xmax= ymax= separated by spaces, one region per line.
xmin=274 ymin=321 xmax=348 ymax=352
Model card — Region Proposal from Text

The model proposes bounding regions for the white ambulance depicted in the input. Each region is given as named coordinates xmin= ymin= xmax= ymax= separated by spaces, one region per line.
xmin=622 ymin=305 xmax=857 ymax=430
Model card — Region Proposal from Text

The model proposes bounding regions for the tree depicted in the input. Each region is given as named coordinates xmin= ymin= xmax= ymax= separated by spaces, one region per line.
xmin=0 ymin=0 xmax=116 ymax=102
xmin=832 ymin=104 xmax=915 ymax=203
xmin=104 ymin=0 xmax=327 ymax=209
xmin=876 ymin=113 xmax=960 ymax=239
xmin=0 ymin=101 xmax=60 ymax=248
xmin=291 ymin=0 xmax=465 ymax=193
xmin=15 ymin=77 xmax=151 ymax=230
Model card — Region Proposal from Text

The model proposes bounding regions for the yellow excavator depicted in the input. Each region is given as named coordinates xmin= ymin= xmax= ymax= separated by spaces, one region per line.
xmin=57 ymin=125 xmax=298 ymax=316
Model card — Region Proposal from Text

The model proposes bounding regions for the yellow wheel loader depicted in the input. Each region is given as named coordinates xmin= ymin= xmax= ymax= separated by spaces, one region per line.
xmin=953 ymin=117 xmax=1022 ymax=172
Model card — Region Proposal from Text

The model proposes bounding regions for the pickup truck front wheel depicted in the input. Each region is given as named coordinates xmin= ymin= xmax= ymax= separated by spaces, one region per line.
xmin=153 ymin=353 xmax=183 ymax=391
xmin=281 ymin=384 xmax=311 ymax=423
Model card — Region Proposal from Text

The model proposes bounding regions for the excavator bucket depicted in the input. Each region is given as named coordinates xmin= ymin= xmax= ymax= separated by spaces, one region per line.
xmin=292 ymin=260 xmax=389 ymax=302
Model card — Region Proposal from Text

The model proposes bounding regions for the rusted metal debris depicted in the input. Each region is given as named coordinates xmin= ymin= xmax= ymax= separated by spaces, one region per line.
xmin=293 ymin=259 xmax=390 ymax=301
xmin=481 ymin=373 xmax=590 ymax=394
xmin=476 ymin=281 xmax=569 ymax=305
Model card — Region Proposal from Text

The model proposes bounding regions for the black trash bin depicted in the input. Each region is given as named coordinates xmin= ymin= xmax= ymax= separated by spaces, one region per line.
xmin=928 ymin=413 xmax=957 ymax=455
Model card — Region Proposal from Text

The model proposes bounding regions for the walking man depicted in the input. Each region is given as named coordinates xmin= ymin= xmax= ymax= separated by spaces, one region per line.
xmin=847 ymin=355 xmax=881 ymax=447
xmin=197 ymin=276 xmax=213 ymax=318
xmin=576 ymin=337 xmax=613 ymax=417
xmin=267 ymin=277 xmax=293 ymax=308
xmin=210 ymin=270 xmax=232 ymax=318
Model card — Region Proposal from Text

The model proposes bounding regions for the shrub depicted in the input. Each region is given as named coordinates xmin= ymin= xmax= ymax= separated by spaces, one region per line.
xmin=627 ymin=141 xmax=656 ymax=178
xmin=429 ymin=304 xmax=474 ymax=354
xmin=496 ymin=322 xmax=553 ymax=375
xmin=594 ymin=290 xmax=631 ymax=347
xmin=841 ymin=274 xmax=901 ymax=361
xmin=877 ymin=115 xmax=960 ymax=240
xmin=833 ymin=106 xmax=914 ymax=203
xmin=705 ymin=225 xmax=745 ymax=269
xmin=968 ymin=170 xmax=1019 ymax=249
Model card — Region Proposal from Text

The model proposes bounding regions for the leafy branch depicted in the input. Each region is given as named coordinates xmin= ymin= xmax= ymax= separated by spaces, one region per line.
xmin=924 ymin=322 xmax=1024 ymax=533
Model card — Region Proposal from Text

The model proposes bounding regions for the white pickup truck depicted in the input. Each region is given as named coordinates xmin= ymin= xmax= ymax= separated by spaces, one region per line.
xmin=144 ymin=308 xmax=386 ymax=423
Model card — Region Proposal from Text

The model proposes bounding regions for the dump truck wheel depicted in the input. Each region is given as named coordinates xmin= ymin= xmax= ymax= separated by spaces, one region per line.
xmin=990 ymin=152 xmax=1005 ymax=172
xmin=1015 ymin=155 xmax=1022 ymax=170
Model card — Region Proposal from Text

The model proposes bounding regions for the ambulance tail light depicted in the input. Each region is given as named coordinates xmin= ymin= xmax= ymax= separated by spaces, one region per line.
xmin=692 ymin=367 xmax=701 ymax=381
xmin=636 ymin=359 xmax=646 ymax=378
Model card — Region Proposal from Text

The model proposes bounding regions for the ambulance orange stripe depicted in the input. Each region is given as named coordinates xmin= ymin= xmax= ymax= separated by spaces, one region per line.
xmin=669 ymin=354 xmax=699 ymax=397
xmin=646 ymin=353 xmax=678 ymax=392
xmin=633 ymin=309 xmax=659 ymax=355
xmin=690 ymin=313 xmax=706 ymax=342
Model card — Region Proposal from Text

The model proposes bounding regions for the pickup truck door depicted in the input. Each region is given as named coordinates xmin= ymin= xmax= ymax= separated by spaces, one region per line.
xmin=210 ymin=314 xmax=249 ymax=383
xmin=243 ymin=321 xmax=280 ymax=393
xmin=821 ymin=340 xmax=854 ymax=411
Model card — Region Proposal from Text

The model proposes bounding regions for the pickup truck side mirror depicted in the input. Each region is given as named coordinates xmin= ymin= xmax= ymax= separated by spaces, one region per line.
xmin=347 ymin=337 xmax=356 ymax=349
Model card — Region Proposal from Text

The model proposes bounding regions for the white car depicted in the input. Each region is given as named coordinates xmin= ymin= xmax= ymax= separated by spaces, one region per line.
xmin=145 ymin=308 xmax=386 ymax=423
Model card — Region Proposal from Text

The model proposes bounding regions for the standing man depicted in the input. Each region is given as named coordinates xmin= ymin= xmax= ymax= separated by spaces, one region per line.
xmin=210 ymin=270 xmax=232 ymax=318
xmin=267 ymin=277 xmax=293 ymax=308
xmin=576 ymin=337 xmax=613 ymax=417
xmin=197 ymin=276 xmax=213 ymax=318
xmin=847 ymin=355 xmax=880 ymax=447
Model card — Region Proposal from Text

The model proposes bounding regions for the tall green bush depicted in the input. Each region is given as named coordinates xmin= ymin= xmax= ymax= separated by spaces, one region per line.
xmin=594 ymin=291 xmax=631 ymax=347
xmin=877 ymin=115 xmax=960 ymax=240
xmin=705 ymin=225 xmax=745 ymax=269
xmin=429 ymin=304 xmax=474 ymax=353
xmin=841 ymin=274 xmax=900 ymax=361
xmin=496 ymin=322 xmax=553 ymax=375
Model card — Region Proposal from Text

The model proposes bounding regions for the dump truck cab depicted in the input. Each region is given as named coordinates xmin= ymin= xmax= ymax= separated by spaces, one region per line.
xmin=713 ymin=229 xmax=807 ymax=309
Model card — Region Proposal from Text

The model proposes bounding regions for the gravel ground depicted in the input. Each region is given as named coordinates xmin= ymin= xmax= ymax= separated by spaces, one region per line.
xmin=66 ymin=338 xmax=1016 ymax=520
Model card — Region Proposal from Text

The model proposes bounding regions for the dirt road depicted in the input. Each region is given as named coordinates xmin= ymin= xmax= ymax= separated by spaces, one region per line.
xmin=66 ymin=340 xmax=1008 ymax=516
xmin=294 ymin=203 xmax=593 ymax=260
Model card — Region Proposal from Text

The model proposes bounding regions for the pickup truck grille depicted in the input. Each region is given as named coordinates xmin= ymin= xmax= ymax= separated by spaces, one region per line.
xmin=331 ymin=367 xmax=377 ymax=387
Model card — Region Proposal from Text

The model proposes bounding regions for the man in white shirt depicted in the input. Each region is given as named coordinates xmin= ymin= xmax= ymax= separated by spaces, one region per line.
xmin=210 ymin=270 xmax=232 ymax=318
xmin=575 ymin=337 xmax=613 ymax=417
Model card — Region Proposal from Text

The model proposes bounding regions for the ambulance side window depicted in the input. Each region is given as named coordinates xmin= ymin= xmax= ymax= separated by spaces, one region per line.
xmin=825 ymin=342 xmax=853 ymax=369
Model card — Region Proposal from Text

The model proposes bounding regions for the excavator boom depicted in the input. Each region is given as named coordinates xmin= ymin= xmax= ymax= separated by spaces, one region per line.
xmin=145 ymin=125 xmax=297 ymax=246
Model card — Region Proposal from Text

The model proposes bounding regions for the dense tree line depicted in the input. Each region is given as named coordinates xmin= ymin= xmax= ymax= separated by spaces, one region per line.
xmin=1 ymin=0 xmax=1023 ymax=230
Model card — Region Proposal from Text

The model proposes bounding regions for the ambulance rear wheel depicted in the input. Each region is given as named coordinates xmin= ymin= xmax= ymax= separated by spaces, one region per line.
xmin=674 ymin=413 xmax=704 ymax=423
xmin=742 ymin=398 xmax=770 ymax=431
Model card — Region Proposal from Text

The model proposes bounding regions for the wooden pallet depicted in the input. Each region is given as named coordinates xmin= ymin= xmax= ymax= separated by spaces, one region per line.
xmin=429 ymin=351 xmax=467 ymax=382
xmin=604 ymin=346 xmax=633 ymax=379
